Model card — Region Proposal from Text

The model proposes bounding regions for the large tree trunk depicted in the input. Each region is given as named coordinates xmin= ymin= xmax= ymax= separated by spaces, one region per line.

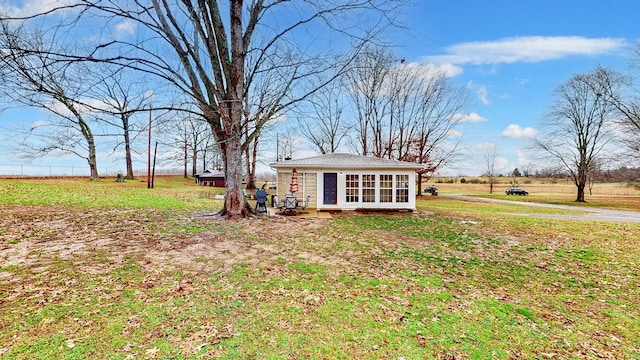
xmin=183 ymin=145 xmax=188 ymax=178
xmin=123 ymin=118 xmax=134 ymax=179
xmin=574 ymin=166 xmax=588 ymax=202
xmin=192 ymin=150 xmax=197 ymax=176
xmin=202 ymin=150 xmax=207 ymax=171
xmin=576 ymin=184 xmax=586 ymax=202
xmin=220 ymin=137 xmax=247 ymax=218
xmin=247 ymin=139 xmax=258 ymax=190
xmin=78 ymin=113 xmax=99 ymax=181
xmin=87 ymin=143 xmax=99 ymax=180
xmin=244 ymin=135 xmax=253 ymax=191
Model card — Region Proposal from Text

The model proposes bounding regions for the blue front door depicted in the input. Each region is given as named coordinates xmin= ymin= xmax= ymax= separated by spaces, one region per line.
xmin=323 ymin=173 xmax=337 ymax=205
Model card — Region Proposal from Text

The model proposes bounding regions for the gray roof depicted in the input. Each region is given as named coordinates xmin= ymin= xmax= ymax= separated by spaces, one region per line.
xmin=270 ymin=153 xmax=424 ymax=170
xmin=196 ymin=170 xmax=225 ymax=177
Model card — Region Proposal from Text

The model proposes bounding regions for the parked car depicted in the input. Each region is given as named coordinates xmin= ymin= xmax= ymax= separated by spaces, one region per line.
xmin=424 ymin=185 xmax=438 ymax=196
xmin=505 ymin=187 xmax=528 ymax=195
xmin=268 ymin=183 xmax=277 ymax=190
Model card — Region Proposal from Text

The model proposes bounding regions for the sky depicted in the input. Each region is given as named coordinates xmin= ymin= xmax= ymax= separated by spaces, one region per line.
xmin=2 ymin=0 xmax=640 ymax=177
xmin=389 ymin=0 xmax=640 ymax=176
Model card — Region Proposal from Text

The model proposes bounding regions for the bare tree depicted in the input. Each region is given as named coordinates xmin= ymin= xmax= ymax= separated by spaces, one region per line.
xmin=346 ymin=48 xmax=468 ymax=191
xmin=241 ymin=46 xmax=299 ymax=190
xmin=390 ymin=64 xmax=468 ymax=193
xmin=31 ymin=0 xmax=403 ymax=218
xmin=481 ymin=144 xmax=500 ymax=194
xmin=594 ymin=56 xmax=640 ymax=161
xmin=200 ymin=131 xmax=221 ymax=171
xmin=535 ymin=66 xmax=618 ymax=202
xmin=346 ymin=47 xmax=395 ymax=156
xmin=165 ymin=116 xmax=211 ymax=178
xmin=274 ymin=123 xmax=305 ymax=162
xmin=87 ymin=66 xmax=153 ymax=179
xmin=298 ymin=79 xmax=351 ymax=154
xmin=0 ymin=23 xmax=101 ymax=180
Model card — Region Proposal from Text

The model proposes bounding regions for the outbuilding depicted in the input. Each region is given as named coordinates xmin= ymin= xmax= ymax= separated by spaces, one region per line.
xmin=270 ymin=153 xmax=423 ymax=212
xmin=195 ymin=170 xmax=226 ymax=187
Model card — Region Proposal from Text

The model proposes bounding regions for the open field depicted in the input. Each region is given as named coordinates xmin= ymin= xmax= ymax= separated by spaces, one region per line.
xmin=1 ymin=177 xmax=639 ymax=359
xmin=425 ymin=180 xmax=640 ymax=212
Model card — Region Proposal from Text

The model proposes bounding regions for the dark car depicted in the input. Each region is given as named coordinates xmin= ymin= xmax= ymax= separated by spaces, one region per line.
xmin=505 ymin=187 xmax=528 ymax=195
xmin=424 ymin=185 xmax=438 ymax=196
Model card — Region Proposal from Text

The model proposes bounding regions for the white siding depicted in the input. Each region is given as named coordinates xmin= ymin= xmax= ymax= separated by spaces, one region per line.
xmin=276 ymin=170 xmax=317 ymax=209
xmin=316 ymin=170 xmax=416 ymax=211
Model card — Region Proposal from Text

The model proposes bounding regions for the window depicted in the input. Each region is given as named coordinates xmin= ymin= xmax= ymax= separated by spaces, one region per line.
xmin=380 ymin=174 xmax=393 ymax=203
xmin=362 ymin=174 xmax=375 ymax=203
xmin=396 ymin=174 xmax=409 ymax=203
xmin=346 ymin=174 xmax=359 ymax=203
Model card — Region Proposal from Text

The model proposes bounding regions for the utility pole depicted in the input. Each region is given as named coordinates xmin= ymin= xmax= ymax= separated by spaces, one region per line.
xmin=147 ymin=107 xmax=152 ymax=189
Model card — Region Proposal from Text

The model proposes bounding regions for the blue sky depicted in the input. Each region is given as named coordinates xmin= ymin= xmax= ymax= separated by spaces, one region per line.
xmin=2 ymin=1 xmax=640 ymax=176
xmin=389 ymin=0 xmax=640 ymax=175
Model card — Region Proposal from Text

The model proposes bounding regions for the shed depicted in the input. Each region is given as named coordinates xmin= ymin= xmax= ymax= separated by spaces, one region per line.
xmin=270 ymin=153 xmax=424 ymax=211
xmin=195 ymin=170 xmax=225 ymax=187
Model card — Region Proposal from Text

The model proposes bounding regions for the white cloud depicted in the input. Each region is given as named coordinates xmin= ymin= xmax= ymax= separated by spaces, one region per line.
xmin=447 ymin=129 xmax=462 ymax=138
xmin=1 ymin=0 xmax=79 ymax=18
xmin=394 ymin=62 xmax=463 ymax=85
xmin=496 ymin=156 xmax=509 ymax=170
xmin=476 ymin=85 xmax=489 ymax=105
xmin=501 ymin=124 xmax=538 ymax=139
xmin=424 ymin=36 xmax=628 ymax=65
xmin=271 ymin=113 xmax=287 ymax=123
xmin=476 ymin=142 xmax=496 ymax=152
xmin=44 ymin=97 xmax=106 ymax=117
xmin=516 ymin=149 xmax=534 ymax=167
xmin=30 ymin=120 xmax=49 ymax=129
xmin=466 ymin=80 xmax=490 ymax=105
xmin=451 ymin=112 xmax=487 ymax=123
xmin=429 ymin=63 xmax=463 ymax=78
xmin=350 ymin=61 xmax=462 ymax=98
xmin=114 ymin=19 xmax=136 ymax=38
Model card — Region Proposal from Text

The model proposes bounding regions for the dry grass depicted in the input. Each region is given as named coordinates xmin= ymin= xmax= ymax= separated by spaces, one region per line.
xmin=1 ymin=177 xmax=639 ymax=359
xmin=425 ymin=179 xmax=640 ymax=211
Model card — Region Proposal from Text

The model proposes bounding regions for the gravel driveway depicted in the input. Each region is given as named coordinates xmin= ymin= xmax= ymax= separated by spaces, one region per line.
xmin=442 ymin=194 xmax=640 ymax=223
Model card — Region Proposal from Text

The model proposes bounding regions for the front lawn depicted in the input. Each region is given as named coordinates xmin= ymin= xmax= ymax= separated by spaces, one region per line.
xmin=1 ymin=177 xmax=638 ymax=358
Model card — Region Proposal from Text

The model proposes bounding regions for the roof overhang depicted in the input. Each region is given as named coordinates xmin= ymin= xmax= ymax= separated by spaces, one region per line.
xmin=270 ymin=153 xmax=425 ymax=171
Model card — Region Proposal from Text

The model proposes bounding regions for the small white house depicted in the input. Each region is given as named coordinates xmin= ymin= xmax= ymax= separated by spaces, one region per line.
xmin=270 ymin=153 xmax=424 ymax=211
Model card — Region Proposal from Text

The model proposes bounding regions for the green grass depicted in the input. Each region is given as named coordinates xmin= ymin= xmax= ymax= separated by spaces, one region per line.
xmin=0 ymin=177 xmax=639 ymax=359
xmin=0 ymin=176 xmax=222 ymax=210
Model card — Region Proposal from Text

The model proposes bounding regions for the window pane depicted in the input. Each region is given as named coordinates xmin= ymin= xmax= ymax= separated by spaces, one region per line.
xmin=380 ymin=174 xmax=393 ymax=203
xmin=362 ymin=174 xmax=375 ymax=203
xmin=346 ymin=174 xmax=359 ymax=203
xmin=396 ymin=174 xmax=409 ymax=203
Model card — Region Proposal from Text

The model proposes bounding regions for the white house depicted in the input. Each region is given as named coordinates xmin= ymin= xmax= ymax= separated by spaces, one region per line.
xmin=270 ymin=153 xmax=424 ymax=211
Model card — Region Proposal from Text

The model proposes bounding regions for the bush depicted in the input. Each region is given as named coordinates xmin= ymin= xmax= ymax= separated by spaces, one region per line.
xmin=460 ymin=178 xmax=466 ymax=183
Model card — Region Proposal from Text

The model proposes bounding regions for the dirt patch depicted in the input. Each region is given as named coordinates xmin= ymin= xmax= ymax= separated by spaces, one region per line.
xmin=0 ymin=205 xmax=338 ymax=278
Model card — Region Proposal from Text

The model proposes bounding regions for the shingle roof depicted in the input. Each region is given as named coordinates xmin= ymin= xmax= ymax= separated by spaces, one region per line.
xmin=270 ymin=153 xmax=424 ymax=170
xmin=196 ymin=170 xmax=225 ymax=177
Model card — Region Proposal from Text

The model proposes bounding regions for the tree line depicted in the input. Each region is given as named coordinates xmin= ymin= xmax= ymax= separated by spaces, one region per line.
xmin=2 ymin=0 xmax=472 ymax=217
xmin=480 ymin=64 xmax=640 ymax=202
xmin=3 ymin=1 xmax=639 ymax=216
